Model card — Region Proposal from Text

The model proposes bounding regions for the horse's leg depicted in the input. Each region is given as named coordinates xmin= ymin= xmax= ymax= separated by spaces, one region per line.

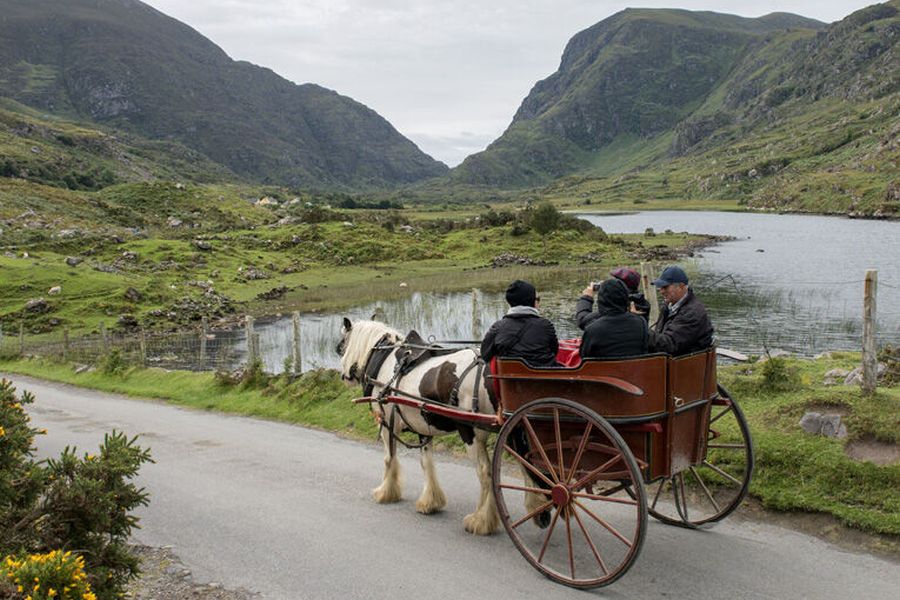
xmin=372 ymin=424 xmax=402 ymax=503
xmin=415 ymin=440 xmax=447 ymax=514
xmin=463 ymin=429 xmax=500 ymax=535
xmin=522 ymin=467 xmax=552 ymax=528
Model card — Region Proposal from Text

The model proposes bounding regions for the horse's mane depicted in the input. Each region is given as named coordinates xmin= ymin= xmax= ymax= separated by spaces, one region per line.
xmin=341 ymin=320 xmax=403 ymax=377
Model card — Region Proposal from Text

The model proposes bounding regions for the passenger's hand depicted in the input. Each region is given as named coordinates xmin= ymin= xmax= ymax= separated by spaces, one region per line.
xmin=582 ymin=285 xmax=594 ymax=297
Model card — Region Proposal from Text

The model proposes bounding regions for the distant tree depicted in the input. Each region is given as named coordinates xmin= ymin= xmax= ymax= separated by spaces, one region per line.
xmin=530 ymin=202 xmax=561 ymax=237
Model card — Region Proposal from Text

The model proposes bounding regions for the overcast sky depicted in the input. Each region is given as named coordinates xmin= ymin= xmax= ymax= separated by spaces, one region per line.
xmin=142 ymin=1 xmax=876 ymax=166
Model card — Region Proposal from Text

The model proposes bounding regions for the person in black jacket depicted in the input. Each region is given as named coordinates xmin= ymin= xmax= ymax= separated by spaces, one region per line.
xmin=649 ymin=266 xmax=714 ymax=356
xmin=575 ymin=267 xmax=650 ymax=330
xmin=481 ymin=280 xmax=559 ymax=366
xmin=580 ymin=278 xmax=649 ymax=359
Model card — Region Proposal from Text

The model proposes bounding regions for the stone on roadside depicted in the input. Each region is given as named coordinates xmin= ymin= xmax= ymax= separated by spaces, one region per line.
xmin=65 ymin=256 xmax=82 ymax=267
xmin=823 ymin=368 xmax=849 ymax=386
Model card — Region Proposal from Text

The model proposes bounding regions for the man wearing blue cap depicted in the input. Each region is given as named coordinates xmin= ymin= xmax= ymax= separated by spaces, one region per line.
xmin=649 ymin=266 xmax=714 ymax=356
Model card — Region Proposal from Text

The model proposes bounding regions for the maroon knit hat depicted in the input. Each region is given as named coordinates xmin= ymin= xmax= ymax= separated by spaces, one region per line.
xmin=609 ymin=267 xmax=641 ymax=293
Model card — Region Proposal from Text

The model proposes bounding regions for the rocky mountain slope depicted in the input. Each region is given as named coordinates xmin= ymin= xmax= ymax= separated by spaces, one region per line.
xmin=0 ymin=0 xmax=448 ymax=189
xmin=452 ymin=2 xmax=898 ymax=216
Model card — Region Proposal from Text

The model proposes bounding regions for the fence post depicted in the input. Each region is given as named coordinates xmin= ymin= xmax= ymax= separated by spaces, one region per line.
xmin=139 ymin=328 xmax=147 ymax=367
xmin=471 ymin=288 xmax=480 ymax=340
xmin=99 ymin=322 xmax=109 ymax=355
xmin=200 ymin=316 xmax=209 ymax=365
xmin=291 ymin=311 xmax=302 ymax=375
xmin=63 ymin=328 xmax=70 ymax=361
xmin=862 ymin=269 xmax=878 ymax=395
xmin=0 ymin=324 xmax=4 ymax=352
xmin=640 ymin=262 xmax=660 ymax=325
xmin=19 ymin=322 xmax=24 ymax=356
xmin=245 ymin=315 xmax=257 ymax=364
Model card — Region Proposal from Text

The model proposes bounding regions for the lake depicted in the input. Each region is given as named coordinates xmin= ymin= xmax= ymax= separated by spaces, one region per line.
xmin=241 ymin=211 xmax=899 ymax=373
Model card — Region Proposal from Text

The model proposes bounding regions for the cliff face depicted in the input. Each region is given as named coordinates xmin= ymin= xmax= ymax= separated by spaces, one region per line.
xmin=0 ymin=0 xmax=448 ymax=189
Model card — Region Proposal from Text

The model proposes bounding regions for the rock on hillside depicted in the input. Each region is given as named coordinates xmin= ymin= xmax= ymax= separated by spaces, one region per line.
xmin=0 ymin=0 xmax=448 ymax=189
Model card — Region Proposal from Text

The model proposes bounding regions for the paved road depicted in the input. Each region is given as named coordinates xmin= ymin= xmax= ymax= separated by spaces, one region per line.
xmin=6 ymin=373 xmax=898 ymax=599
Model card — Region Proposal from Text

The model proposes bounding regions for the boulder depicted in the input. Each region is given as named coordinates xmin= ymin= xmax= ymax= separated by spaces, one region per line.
xmin=166 ymin=216 xmax=183 ymax=228
xmin=799 ymin=412 xmax=824 ymax=434
xmin=823 ymin=368 xmax=849 ymax=386
xmin=124 ymin=287 xmax=143 ymax=302
xmin=800 ymin=411 xmax=848 ymax=439
xmin=193 ymin=240 xmax=212 ymax=251
xmin=24 ymin=298 xmax=49 ymax=313
xmin=65 ymin=256 xmax=82 ymax=267
xmin=118 ymin=314 xmax=140 ymax=330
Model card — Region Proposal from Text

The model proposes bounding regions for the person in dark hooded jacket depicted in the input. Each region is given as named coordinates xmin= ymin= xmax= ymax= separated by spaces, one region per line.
xmin=580 ymin=278 xmax=649 ymax=359
xmin=576 ymin=267 xmax=650 ymax=329
xmin=481 ymin=280 xmax=559 ymax=366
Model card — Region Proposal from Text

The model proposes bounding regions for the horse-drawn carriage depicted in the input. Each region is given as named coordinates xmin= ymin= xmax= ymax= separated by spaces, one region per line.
xmin=341 ymin=320 xmax=753 ymax=589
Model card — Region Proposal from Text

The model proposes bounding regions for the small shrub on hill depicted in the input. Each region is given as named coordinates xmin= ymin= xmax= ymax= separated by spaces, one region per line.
xmin=760 ymin=356 xmax=802 ymax=392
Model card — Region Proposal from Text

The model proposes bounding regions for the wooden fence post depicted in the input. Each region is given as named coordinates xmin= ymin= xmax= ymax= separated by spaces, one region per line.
xmin=19 ymin=322 xmax=24 ymax=356
xmin=291 ymin=312 xmax=302 ymax=375
xmin=139 ymin=328 xmax=147 ymax=367
xmin=63 ymin=328 xmax=70 ymax=361
xmin=200 ymin=316 xmax=209 ymax=364
xmin=0 ymin=324 xmax=4 ymax=352
xmin=245 ymin=316 xmax=257 ymax=363
xmin=862 ymin=269 xmax=878 ymax=395
xmin=99 ymin=322 xmax=109 ymax=355
xmin=640 ymin=262 xmax=660 ymax=325
xmin=471 ymin=288 xmax=480 ymax=341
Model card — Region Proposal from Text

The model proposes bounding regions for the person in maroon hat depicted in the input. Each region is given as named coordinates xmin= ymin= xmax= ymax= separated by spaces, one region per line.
xmin=576 ymin=266 xmax=650 ymax=330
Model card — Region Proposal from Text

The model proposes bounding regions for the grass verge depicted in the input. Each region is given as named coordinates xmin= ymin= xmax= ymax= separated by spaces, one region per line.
xmin=1 ymin=352 xmax=897 ymax=539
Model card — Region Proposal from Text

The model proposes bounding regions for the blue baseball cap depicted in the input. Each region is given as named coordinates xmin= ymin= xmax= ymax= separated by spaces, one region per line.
xmin=653 ymin=266 xmax=689 ymax=287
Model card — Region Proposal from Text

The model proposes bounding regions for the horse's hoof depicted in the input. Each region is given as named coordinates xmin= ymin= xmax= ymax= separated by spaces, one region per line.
xmin=416 ymin=499 xmax=443 ymax=514
xmin=372 ymin=486 xmax=401 ymax=504
xmin=534 ymin=509 xmax=551 ymax=529
xmin=463 ymin=512 xmax=499 ymax=535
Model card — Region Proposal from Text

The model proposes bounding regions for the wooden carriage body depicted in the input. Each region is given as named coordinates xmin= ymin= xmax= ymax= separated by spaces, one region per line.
xmin=490 ymin=348 xmax=718 ymax=482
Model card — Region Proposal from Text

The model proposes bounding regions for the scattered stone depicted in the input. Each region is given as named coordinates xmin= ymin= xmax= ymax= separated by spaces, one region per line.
xmin=118 ymin=314 xmax=140 ymax=330
xmin=25 ymin=298 xmax=49 ymax=313
xmin=242 ymin=267 xmax=269 ymax=281
xmin=823 ymin=368 xmax=849 ymax=386
xmin=799 ymin=412 xmax=847 ymax=438
xmin=121 ymin=251 xmax=138 ymax=260
xmin=756 ymin=248 xmax=765 ymax=253
xmin=399 ymin=282 xmax=408 ymax=288
xmin=65 ymin=256 xmax=82 ymax=267
xmin=276 ymin=216 xmax=297 ymax=226
xmin=47 ymin=285 xmax=62 ymax=295
xmin=193 ymin=239 xmax=213 ymax=251
xmin=124 ymin=287 xmax=143 ymax=302
xmin=210 ymin=269 xmax=220 ymax=278
xmin=814 ymin=351 xmax=834 ymax=360
xmin=93 ymin=262 xmax=118 ymax=273
xmin=747 ymin=168 xmax=758 ymax=178
xmin=57 ymin=229 xmax=78 ymax=239
xmin=490 ymin=253 xmax=551 ymax=268
xmin=175 ymin=182 xmax=185 ymax=190
xmin=166 ymin=216 xmax=183 ymax=228
xmin=399 ymin=224 xmax=415 ymax=233
xmin=73 ymin=364 xmax=93 ymax=374
xmin=256 ymin=285 xmax=289 ymax=300
xmin=255 ymin=196 xmax=278 ymax=206
xmin=342 ymin=221 xmax=355 ymax=227
xmin=845 ymin=437 xmax=900 ymax=466
xmin=843 ymin=364 xmax=887 ymax=386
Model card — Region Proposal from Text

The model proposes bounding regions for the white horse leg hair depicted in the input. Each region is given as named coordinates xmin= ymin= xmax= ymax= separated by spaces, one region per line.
xmin=372 ymin=425 xmax=402 ymax=503
xmin=415 ymin=441 xmax=447 ymax=514
xmin=463 ymin=430 xmax=500 ymax=535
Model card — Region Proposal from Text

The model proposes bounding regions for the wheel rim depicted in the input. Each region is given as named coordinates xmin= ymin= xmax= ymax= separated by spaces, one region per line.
xmin=648 ymin=385 xmax=754 ymax=528
xmin=492 ymin=398 xmax=647 ymax=589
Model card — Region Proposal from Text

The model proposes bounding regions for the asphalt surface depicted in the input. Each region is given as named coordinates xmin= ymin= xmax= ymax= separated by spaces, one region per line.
xmin=6 ymin=373 xmax=898 ymax=600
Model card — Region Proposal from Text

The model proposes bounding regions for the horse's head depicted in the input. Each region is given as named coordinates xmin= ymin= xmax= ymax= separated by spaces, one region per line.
xmin=337 ymin=317 xmax=401 ymax=384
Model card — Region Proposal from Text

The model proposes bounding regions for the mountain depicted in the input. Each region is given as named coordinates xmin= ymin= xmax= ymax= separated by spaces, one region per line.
xmin=453 ymin=2 xmax=898 ymax=215
xmin=0 ymin=0 xmax=448 ymax=189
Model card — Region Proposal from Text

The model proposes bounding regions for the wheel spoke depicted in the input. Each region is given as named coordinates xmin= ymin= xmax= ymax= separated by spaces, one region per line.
xmin=572 ymin=492 xmax=638 ymax=506
xmin=564 ymin=505 xmax=575 ymax=580
xmin=522 ymin=416 xmax=560 ymax=484
xmin=702 ymin=460 xmax=743 ymax=486
xmin=573 ymin=500 xmax=633 ymax=548
xmin=565 ymin=422 xmax=593 ymax=484
xmin=537 ymin=506 xmax=562 ymax=564
xmin=511 ymin=500 xmax=554 ymax=529
xmin=689 ymin=466 xmax=721 ymax=513
xmin=571 ymin=502 xmax=609 ymax=576
xmin=677 ymin=472 xmax=689 ymax=522
xmin=503 ymin=444 xmax=555 ymax=488
xmin=554 ymin=408 xmax=566 ymax=485
xmin=499 ymin=483 xmax=552 ymax=496
xmin=572 ymin=454 xmax=623 ymax=490
xmin=709 ymin=404 xmax=733 ymax=426
xmin=651 ymin=478 xmax=667 ymax=510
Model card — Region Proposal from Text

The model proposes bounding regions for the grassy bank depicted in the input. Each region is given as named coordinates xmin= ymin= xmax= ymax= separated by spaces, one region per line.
xmin=1 ymin=352 xmax=897 ymax=540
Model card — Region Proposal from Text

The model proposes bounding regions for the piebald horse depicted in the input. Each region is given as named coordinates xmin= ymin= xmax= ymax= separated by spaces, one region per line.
xmin=339 ymin=318 xmax=544 ymax=535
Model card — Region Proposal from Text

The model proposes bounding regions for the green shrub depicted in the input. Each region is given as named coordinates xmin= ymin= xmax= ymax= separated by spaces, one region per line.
xmin=100 ymin=350 xmax=127 ymax=375
xmin=529 ymin=202 xmax=561 ymax=237
xmin=760 ymin=356 xmax=801 ymax=392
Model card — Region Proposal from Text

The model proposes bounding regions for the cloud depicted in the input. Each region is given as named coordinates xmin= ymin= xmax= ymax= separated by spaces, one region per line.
xmin=142 ymin=0 xmax=874 ymax=164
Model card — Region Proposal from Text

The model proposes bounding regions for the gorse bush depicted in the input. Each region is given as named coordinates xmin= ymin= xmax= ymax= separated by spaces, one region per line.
xmin=0 ymin=380 xmax=152 ymax=600
xmin=760 ymin=356 xmax=802 ymax=392
xmin=2 ymin=551 xmax=97 ymax=600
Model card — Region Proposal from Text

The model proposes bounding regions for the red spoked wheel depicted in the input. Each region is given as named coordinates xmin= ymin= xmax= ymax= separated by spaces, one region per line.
xmin=492 ymin=398 xmax=647 ymax=589
xmin=646 ymin=385 xmax=754 ymax=528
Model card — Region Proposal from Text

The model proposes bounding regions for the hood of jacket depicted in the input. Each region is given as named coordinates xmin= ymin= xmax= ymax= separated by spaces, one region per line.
xmin=597 ymin=278 xmax=629 ymax=316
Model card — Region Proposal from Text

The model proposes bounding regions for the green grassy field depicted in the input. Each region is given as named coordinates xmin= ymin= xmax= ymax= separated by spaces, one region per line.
xmin=1 ymin=353 xmax=896 ymax=541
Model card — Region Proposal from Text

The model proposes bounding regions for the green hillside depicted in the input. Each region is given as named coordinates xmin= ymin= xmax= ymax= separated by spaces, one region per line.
xmin=451 ymin=2 xmax=899 ymax=216
xmin=0 ymin=0 xmax=447 ymax=190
